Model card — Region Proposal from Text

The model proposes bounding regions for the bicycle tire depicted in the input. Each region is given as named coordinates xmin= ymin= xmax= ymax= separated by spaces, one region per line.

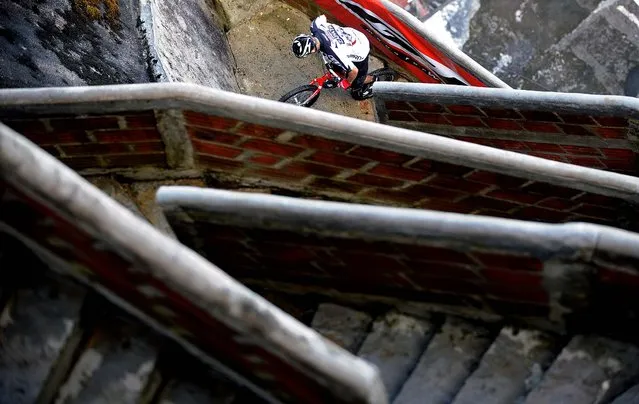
xmin=278 ymin=85 xmax=321 ymax=107
xmin=370 ymin=68 xmax=397 ymax=82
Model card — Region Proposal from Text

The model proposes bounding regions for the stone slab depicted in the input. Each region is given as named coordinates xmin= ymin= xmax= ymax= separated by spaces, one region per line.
xmin=311 ymin=303 xmax=373 ymax=353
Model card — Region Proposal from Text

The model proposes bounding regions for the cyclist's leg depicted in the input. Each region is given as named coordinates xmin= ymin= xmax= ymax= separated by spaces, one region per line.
xmin=350 ymin=57 xmax=374 ymax=100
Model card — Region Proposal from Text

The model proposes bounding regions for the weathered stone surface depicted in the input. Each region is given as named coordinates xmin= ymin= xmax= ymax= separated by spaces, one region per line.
xmin=158 ymin=378 xmax=237 ymax=404
xmin=524 ymin=335 xmax=639 ymax=404
xmin=54 ymin=324 xmax=159 ymax=404
xmin=452 ymin=327 xmax=560 ymax=404
xmin=142 ymin=0 xmax=239 ymax=91
xmin=311 ymin=303 xmax=372 ymax=353
xmin=0 ymin=282 xmax=85 ymax=404
xmin=0 ymin=0 xmax=151 ymax=88
xmin=393 ymin=316 xmax=494 ymax=404
xmin=356 ymin=311 xmax=435 ymax=399
xmin=611 ymin=383 xmax=639 ymax=404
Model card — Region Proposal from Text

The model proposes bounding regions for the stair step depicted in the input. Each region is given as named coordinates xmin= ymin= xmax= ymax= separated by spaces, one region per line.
xmin=0 ymin=282 xmax=85 ymax=404
xmin=452 ymin=327 xmax=560 ymax=404
xmin=54 ymin=322 xmax=160 ymax=404
xmin=393 ymin=316 xmax=494 ymax=404
xmin=524 ymin=335 xmax=639 ymax=404
xmin=310 ymin=303 xmax=372 ymax=353
xmin=356 ymin=311 xmax=435 ymax=400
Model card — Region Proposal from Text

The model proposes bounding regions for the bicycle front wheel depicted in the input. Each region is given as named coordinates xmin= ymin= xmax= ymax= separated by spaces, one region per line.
xmin=278 ymin=85 xmax=321 ymax=107
xmin=370 ymin=68 xmax=397 ymax=82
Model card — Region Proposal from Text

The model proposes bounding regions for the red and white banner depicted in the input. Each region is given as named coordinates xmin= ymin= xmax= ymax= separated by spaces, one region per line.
xmin=315 ymin=0 xmax=489 ymax=86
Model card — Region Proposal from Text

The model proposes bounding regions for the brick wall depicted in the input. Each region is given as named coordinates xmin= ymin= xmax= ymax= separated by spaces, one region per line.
xmin=172 ymin=220 xmax=551 ymax=318
xmin=183 ymin=110 xmax=629 ymax=228
xmin=0 ymin=181 xmax=370 ymax=404
xmin=380 ymin=100 xmax=638 ymax=175
xmin=2 ymin=112 xmax=167 ymax=170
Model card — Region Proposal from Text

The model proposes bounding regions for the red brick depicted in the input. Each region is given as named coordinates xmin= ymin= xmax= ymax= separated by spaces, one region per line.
xmin=362 ymin=189 xmax=420 ymax=204
xmin=573 ymin=193 xmax=618 ymax=206
xmin=104 ymin=153 xmax=167 ymax=168
xmin=560 ymin=145 xmax=602 ymax=156
xmin=521 ymin=121 xmax=561 ymax=133
xmin=307 ymin=150 xmax=369 ymax=169
xmin=523 ymin=182 xmax=581 ymax=198
xmin=472 ymin=252 xmax=542 ymax=271
xmin=537 ymin=197 xmax=575 ymax=211
xmin=482 ymin=270 xmax=548 ymax=304
xmin=335 ymin=251 xmax=408 ymax=272
xmin=557 ymin=124 xmax=596 ymax=136
xmin=430 ymin=161 xmax=474 ymax=177
xmin=464 ymin=170 xmax=527 ymax=189
xmin=593 ymin=127 xmax=627 ymax=139
xmin=571 ymin=204 xmax=615 ymax=219
xmin=41 ymin=145 xmax=60 ymax=157
xmin=49 ymin=116 xmax=120 ymax=131
xmin=519 ymin=110 xmax=561 ymax=122
xmin=426 ymin=175 xmax=488 ymax=194
xmin=593 ymin=116 xmax=628 ymax=127
xmin=463 ymin=196 xmax=520 ymax=212
xmin=348 ymin=146 xmax=415 ymax=166
xmin=290 ymin=134 xmax=355 ymax=152
xmin=405 ymin=184 xmax=465 ymax=200
xmin=486 ymin=190 xmax=545 ymax=205
xmin=445 ymin=104 xmax=484 ymax=116
xmin=245 ymin=167 xmax=309 ymax=183
xmin=188 ymin=127 xmax=242 ymax=145
xmin=558 ymin=114 xmax=597 ymax=125
xmin=388 ymin=110 xmax=414 ymax=121
xmin=123 ymin=113 xmax=156 ymax=128
xmin=241 ymin=139 xmax=304 ymax=157
xmin=384 ymin=100 xmax=414 ymax=111
xmin=483 ymin=118 xmax=523 ymax=130
xmin=445 ymin=115 xmax=487 ymax=127
xmin=62 ymin=143 xmax=129 ymax=156
xmin=247 ymin=154 xmax=282 ymax=166
xmin=250 ymin=242 xmax=317 ymax=262
xmin=490 ymin=139 xmax=530 ymax=151
xmin=602 ymin=159 xmax=636 ymax=172
xmin=474 ymin=209 xmax=513 ymax=219
xmin=403 ymin=261 xmax=481 ymax=280
xmin=418 ymin=199 xmax=475 ymax=214
xmin=600 ymin=148 xmax=635 ymax=159
xmin=516 ymin=206 xmax=570 ymax=222
xmin=59 ymin=156 xmax=101 ymax=169
xmin=93 ymin=129 xmax=160 ymax=142
xmin=25 ymin=131 xmax=89 ymax=145
xmin=197 ymin=154 xmax=245 ymax=172
xmin=193 ymin=140 xmax=243 ymax=159
xmin=565 ymin=155 xmax=605 ymax=168
xmin=410 ymin=102 xmax=445 ymax=113
xmin=522 ymin=142 xmax=564 ymax=153
xmin=183 ymin=111 xmax=239 ymax=130
xmin=456 ymin=136 xmax=494 ymax=146
xmin=236 ymin=123 xmax=284 ymax=139
xmin=369 ymin=164 xmax=428 ymax=181
xmin=413 ymin=112 xmax=450 ymax=125
xmin=485 ymin=299 xmax=549 ymax=317
xmin=283 ymin=161 xmax=342 ymax=178
xmin=309 ymin=177 xmax=366 ymax=194
xmin=482 ymin=108 xmax=522 ymax=119
xmin=201 ymin=223 xmax=247 ymax=239
xmin=398 ymin=245 xmax=476 ymax=266
xmin=345 ymin=173 xmax=404 ymax=188
xmin=407 ymin=274 xmax=483 ymax=295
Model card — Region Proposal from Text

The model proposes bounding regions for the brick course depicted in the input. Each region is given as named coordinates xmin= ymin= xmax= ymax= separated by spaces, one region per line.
xmin=382 ymin=100 xmax=637 ymax=175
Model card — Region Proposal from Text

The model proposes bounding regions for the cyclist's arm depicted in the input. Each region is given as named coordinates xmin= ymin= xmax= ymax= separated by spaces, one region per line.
xmin=332 ymin=46 xmax=358 ymax=84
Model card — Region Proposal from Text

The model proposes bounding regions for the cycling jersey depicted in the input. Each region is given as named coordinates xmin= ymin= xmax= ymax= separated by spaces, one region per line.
xmin=310 ymin=15 xmax=370 ymax=74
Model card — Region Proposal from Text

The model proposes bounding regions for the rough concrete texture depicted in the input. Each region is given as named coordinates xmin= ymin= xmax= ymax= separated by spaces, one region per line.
xmin=0 ymin=0 xmax=151 ymax=88
xmin=142 ymin=0 xmax=239 ymax=91
xmin=310 ymin=303 xmax=373 ymax=353
xmin=436 ymin=0 xmax=639 ymax=94
xmin=452 ymin=327 xmax=560 ymax=404
xmin=356 ymin=311 xmax=435 ymax=400
xmin=524 ymin=335 xmax=639 ymax=404
xmin=54 ymin=324 xmax=158 ymax=404
xmin=225 ymin=0 xmax=382 ymax=121
xmin=393 ymin=316 xmax=494 ymax=404
xmin=0 ymin=282 xmax=85 ymax=404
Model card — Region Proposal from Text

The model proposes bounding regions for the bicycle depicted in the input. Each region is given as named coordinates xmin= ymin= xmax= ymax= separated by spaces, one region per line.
xmin=279 ymin=54 xmax=397 ymax=108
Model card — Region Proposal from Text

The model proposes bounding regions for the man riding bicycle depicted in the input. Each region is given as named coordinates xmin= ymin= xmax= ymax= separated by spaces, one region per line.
xmin=291 ymin=15 xmax=377 ymax=100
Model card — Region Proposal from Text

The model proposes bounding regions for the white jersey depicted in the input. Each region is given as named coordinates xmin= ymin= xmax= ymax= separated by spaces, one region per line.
xmin=310 ymin=15 xmax=370 ymax=72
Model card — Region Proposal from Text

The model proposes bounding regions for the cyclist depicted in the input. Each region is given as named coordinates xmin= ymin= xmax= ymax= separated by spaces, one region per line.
xmin=291 ymin=15 xmax=377 ymax=100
